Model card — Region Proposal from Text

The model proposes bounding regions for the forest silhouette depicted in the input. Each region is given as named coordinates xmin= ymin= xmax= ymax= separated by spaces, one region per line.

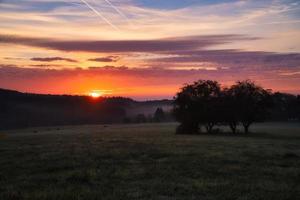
xmin=0 ymin=80 xmax=299 ymax=130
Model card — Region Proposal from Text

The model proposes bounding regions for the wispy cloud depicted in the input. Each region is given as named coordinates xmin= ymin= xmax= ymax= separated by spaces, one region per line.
xmin=79 ymin=0 xmax=119 ymax=30
xmin=102 ymin=0 xmax=134 ymax=27
xmin=88 ymin=56 xmax=119 ymax=62
xmin=30 ymin=57 xmax=78 ymax=63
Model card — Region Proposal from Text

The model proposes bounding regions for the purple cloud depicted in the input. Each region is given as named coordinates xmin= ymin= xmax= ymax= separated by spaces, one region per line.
xmin=1 ymin=34 xmax=299 ymax=73
xmin=88 ymin=56 xmax=119 ymax=62
xmin=0 ymin=34 xmax=256 ymax=53
xmin=151 ymin=50 xmax=300 ymax=69
xmin=30 ymin=57 xmax=78 ymax=63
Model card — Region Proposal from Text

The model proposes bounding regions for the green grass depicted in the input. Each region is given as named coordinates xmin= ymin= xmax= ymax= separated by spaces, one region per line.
xmin=0 ymin=123 xmax=300 ymax=200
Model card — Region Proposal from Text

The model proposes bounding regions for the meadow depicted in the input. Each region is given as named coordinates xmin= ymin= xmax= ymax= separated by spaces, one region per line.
xmin=0 ymin=123 xmax=299 ymax=200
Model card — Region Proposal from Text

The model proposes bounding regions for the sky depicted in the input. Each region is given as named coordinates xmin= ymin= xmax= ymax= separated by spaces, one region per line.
xmin=0 ymin=0 xmax=300 ymax=100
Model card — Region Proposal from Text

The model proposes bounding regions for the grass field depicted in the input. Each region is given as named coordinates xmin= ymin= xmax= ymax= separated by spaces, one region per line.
xmin=0 ymin=123 xmax=300 ymax=200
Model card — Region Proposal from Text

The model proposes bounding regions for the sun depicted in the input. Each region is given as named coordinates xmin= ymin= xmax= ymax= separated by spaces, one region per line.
xmin=89 ymin=91 xmax=102 ymax=98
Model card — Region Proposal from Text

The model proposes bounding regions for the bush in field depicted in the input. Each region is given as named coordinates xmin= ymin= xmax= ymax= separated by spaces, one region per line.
xmin=173 ymin=80 xmax=273 ymax=134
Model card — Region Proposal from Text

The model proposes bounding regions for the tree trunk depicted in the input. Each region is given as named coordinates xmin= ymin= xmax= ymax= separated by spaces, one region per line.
xmin=229 ymin=122 xmax=237 ymax=134
xmin=205 ymin=123 xmax=214 ymax=133
xmin=244 ymin=125 xmax=249 ymax=133
xmin=242 ymin=122 xmax=251 ymax=133
xmin=205 ymin=125 xmax=210 ymax=133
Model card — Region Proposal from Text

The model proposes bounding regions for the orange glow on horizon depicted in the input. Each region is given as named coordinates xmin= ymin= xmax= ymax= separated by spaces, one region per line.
xmin=89 ymin=91 xmax=102 ymax=98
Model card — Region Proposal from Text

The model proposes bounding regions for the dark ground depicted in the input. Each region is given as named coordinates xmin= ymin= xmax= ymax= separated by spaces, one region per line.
xmin=0 ymin=123 xmax=299 ymax=200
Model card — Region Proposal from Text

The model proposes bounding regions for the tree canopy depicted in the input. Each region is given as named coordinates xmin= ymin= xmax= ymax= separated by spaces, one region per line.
xmin=173 ymin=80 xmax=273 ymax=134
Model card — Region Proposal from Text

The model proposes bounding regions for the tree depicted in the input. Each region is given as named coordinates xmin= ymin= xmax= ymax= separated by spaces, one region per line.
xmin=228 ymin=80 xmax=272 ymax=133
xmin=219 ymin=89 xmax=239 ymax=133
xmin=297 ymin=95 xmax=300 ymax=121
xmin=270 ymin=92 xmax=297 ymax=121
xmin=135 ymin=114 xmax=147 ymax=123
xmin=173 ymin=79 xmax=274 ymax=135
xmin=173 ymin=85 xmax=199 ymax=134
xmin=173 ymin=80 xmax=221 ymax=134
xmin=154 ymin=108 xmax=165 ymax=122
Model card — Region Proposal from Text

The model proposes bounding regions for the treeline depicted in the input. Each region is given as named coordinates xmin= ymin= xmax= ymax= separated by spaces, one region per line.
xmin=0 ymin=89 xmax=130 ymax=130
xmin=269 ymin=92 xmax=300 ymax=121
xmin=0 ymin=88 xmax=173 ymax=130
xmin=0 ymin=83 xmax=299 ymax=130
xmin=173 ymin=80 xmax=300 ymax=134
xmin=123 ymin=108 xmax=173 ymax=124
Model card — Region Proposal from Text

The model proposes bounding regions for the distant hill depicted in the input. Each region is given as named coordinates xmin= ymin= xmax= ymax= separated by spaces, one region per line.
xmin=0 ymin=88 xmax=173 ymax=129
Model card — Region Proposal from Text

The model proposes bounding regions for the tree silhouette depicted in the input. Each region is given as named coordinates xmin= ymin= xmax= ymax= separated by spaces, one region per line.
xmin=173 ymin=80 xmax=221 ymax=134
xmin=219 ymin=89 xmax=239 ymax=133
xmin=173 ymin=80 xmax=274 ymax=134
xmin=154 ymin=108 xmax=165 ymax=122
xmin=297 ymin=95 xmax=300 ymax=120
xmin=228 ymin=80 xmax=272 ymax=133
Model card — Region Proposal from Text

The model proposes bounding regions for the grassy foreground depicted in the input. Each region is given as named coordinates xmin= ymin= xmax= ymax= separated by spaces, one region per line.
xmin=0 ymin=123 xmax=300 ymax=200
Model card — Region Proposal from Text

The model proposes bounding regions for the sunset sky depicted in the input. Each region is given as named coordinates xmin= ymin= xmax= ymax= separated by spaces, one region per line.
xmin=0 ymin=0 xmax=300 ymax=100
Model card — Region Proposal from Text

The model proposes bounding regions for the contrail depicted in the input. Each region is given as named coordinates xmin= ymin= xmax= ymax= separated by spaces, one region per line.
xmin=102 ymin=0 xmax=134 ymax=27
xmin=79 ymin=0 xmax=119 ymax=31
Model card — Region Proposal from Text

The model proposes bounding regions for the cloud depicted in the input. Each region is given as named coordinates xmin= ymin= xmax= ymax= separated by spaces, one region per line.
xmin=88 ymin=65 xmax=128 ymax=70
xmin=0 ymin=63 xmax=298 ymax=81
xmin=279 ymin=71 xmax=300 ymax=76
xmin=0 ymin=34 xmax=256 ymax=53
xmin=30 ymin=57 xmax=78 ymax=62
xmin=0 ymin=64 xmax=213 ymax=79
xmin=151 ymin=49 xmax=300 ymax=70
xmin=1 ymin=64 xmax=300 ymax=97
xmin=3 ymin=57 xmax=24 ymax=60
xmin=88 ymin=56 xmax=119 ymax=62
xmin=1 ymin=34 xmax=299 ymax=72
xmin=29 ymin=64 xmax=66 ymax=68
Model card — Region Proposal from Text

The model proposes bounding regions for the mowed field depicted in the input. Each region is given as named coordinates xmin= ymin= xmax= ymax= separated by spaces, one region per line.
xmin=0 ymin=123 xmax=300 ymax=200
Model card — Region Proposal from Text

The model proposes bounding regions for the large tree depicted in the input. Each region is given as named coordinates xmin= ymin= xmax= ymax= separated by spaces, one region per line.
xmin=173 ymin=85 xmax=199 ymax=134
xmin=228 ymin=80 xmax=272 ymax=133
xmin=173 ymin=80 xmax=221 ymax=134
xmin=221 ymin=89 xmax=240 ymax=133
